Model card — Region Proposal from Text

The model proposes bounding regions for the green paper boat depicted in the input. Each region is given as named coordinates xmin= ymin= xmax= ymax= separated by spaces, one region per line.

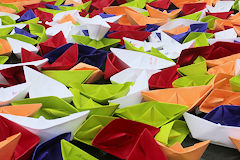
xmin=42 ymin=70 xmax=93 ymax=87
xmin=72 ymin=35 xmax=120 ymax=50
xmin=194 ymin=56 xmax=206 ymax=64
xmin=172 ymin=75 xmax=215 ymax=88
xmin=54 ymin=0 xmax=65 ymax=5
xmin=179 ymin=12 xmax=202 ymax=21
xmin=121 ymin=0 xmax=147 ymax=9
xmin=38 ymin=8 xmax=62 ymax=16
xmin=194 ymin=33 xmax=209 ymax=47
xmin=124 ymin=40 xmax=174 ymax=62
xmin=19 ymin=17 xmax=39 ymax=25
xmin=70 ymin=88 xmax=119 ymax=117
xmin=29 ymin=23 xmax=48 ymax=43
xmin=1 ymin=34 xmax=38 ymax=45
xmin=230 ymin=75 xmax=240 ymax=92
xmin=0 ymin=27 xmax=14 ymax=37
xmin=0 ymin=56 xmax=8 ymax=64
xmin=201 ymin=15 xmax=219 ymax=30
xmin=61 ymin=139 xmax=98 ymax=160
xmin=74 ymin=115 xmax=116 ymax=145
xmin=58 ymin=1 xmax=91 ymax=12
xmin=183 ymin=32 xmax=214 ymax=44
xmin=124 ymin=39 xmax=145 ymax=52
xmin=0 ymin=16 xmax=16 ymax=25
xmin=177 ymin=61 xmax=207 ymax=76
xmin=233 ymin=0 xmax=239 ymax=11
xmin=115 ymin=101 xmax=188 ymax=127
xmin=69 ymin=82 xmax=133 ymax=104
xmin=12 ymin=96 xmax=78 ymax=119
xmin=0 ymin=3 xmax=19 ymax=13
xmin=155 ymin=120 xmax=189 ymax=147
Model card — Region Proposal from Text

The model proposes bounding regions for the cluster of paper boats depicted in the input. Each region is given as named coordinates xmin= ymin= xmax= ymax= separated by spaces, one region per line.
xmin=1 ymin=0 xmax=240 ymax=159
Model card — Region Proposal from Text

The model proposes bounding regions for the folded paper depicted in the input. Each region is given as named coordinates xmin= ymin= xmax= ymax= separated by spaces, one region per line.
xmin=70 ymin=62 xmax=103 ymax=83
xmin=42 ymin=43 xmax=78 ymax=70
xmin=61 ymin=139 xmax=98 ymax=160
xmin=0 ymin=82 xmax=30 ymax=106
xmin=110 ymin=48 xmax=175 ymax=70
xmin=0 ymin=133 xmax=21 ymax=160
xmin=184 ymin=112 xmax=240 ymax=149
xmin=109 ymin=68 xmax=158 ymax=108
xmin=155 ymin=120 xmax=189 ymax=147
xmin=69 ymin=81 xmax=132 ymax=104
xmin=21 ymin=48 xmax=44 ymax=63
xmin=230 ymin=75 xmax=240 ymax=92
xmin=0 ymin=111 xmax=89 ymax=142
xmin=77 ymin=15 xmax=111 ymax=41
xmin=148 ymin=65 xmax=180 ymax=89
xmin=203 ymin=105 xmax=240 ymax=127
xmin=24 ymin=66 xmax=73 ymax=102
xmin=32 ymin=132 xmax=71 ymax=160
xmin=115 ymin=101 xmax=188 ymax=127
xmin=142 ymin=85 xmax=212 ymax=111
xmin=104 ymin=52 xmax=129 ymax=80
xmin=42 ymin=70 xmax=93 ymax=87
xmin=172 ymin=75 xmax=215 ymax=88
xmin=229 ymin=137 xmax=240 ymax=152
xmin=212 ymin=73 xmax=232 ymax=91
xmin=199 ymin=89 xmax=240 ymax=113
xmin=72 ymin=35 xmax=120 ymax=49
xmin=6 ymin=37 xmax=38 ymax=58
xmin=70 ymin=89 xmax=119 ymax=117
xmin=74 ymin=115 xmax=116 ymax=145
xmin=125 ymin=9 xmax=168 ymax=26
xmin=157 ymin=140 xmax=210 ymax=160
xmin=206 ymin=53 xmax=240 ymax=68
xmin=92 ymin=118 xmax=162 ymax=160
xmin=0 ymin=115 xmax=40 ymax=160
xmin=12 ymin=96 xmax=79 ymax=119
xmin=39 ymin=31 xmax=67 ymax=56
xmin=123 ymin=37 xmax=163 ymax=52
xmin=0 ymin=103 xmax=41 ymax=117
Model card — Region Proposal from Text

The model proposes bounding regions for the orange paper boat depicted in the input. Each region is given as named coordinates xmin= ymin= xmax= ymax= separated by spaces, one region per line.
xmin=206 ymin=53 xmax=240 ymax=68
xmin=233 ymin=26 xmax=240 ymax=37
xmin=170 ymin=0 xmax=200 ymax=8
xmin=207 ymin=61 xmax=235 ymax=76
xmin=230 ymin=19 xmax=240 ymax=27
xmin=0 ymin=6 xmax=16 ymax=13
xmin=211 ymin=73 xmax=232 ymax=91
xmin=157 ymin=140 xmax=210 ymax=160
xmin=103 ymin=6 xmax=137 ymax=25
xmin=118 ymin=14 xmax=131 ymax=25
xmin=229 ymin=137 xmax=240 ymax=152
xmin=146 ymin=5 xmax=181 ymax=19
xmin=229 ymin=12 xmax=240 ymax=21
xmin=70 ymin=62 xmax=103 ymax=83
xmin=64 ymin=0 xmax=83 ymax=6
xmin=141 ymin=85 xmax=213 ymax=111
xmin=0 ymin=39 xmax=12 ymax=57
xmin=0 ymin=133 xmax=21 ymax=160
xmin=199 ymin=89 xmax=240 ymax=113
xmin=58 ymin=14 xmax=76 ymax=24
xmin=0 ymin=0 xmax=41 ymax=11
xmin=126 ymin=9 xmax=168 ymax=26
xmin=103 ymin=6 xmax=136 ymax=15
xmin=0 ymin=104 xmax=42 ymax=117
xmin=163 ymin=25 xmax=190 ymax=36
xmin=214 ymin=19 xmax=233 ymax=31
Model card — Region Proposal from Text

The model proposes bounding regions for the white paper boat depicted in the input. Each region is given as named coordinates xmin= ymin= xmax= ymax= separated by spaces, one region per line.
xmin=0 ymin=111 xmax=89 ymax=142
